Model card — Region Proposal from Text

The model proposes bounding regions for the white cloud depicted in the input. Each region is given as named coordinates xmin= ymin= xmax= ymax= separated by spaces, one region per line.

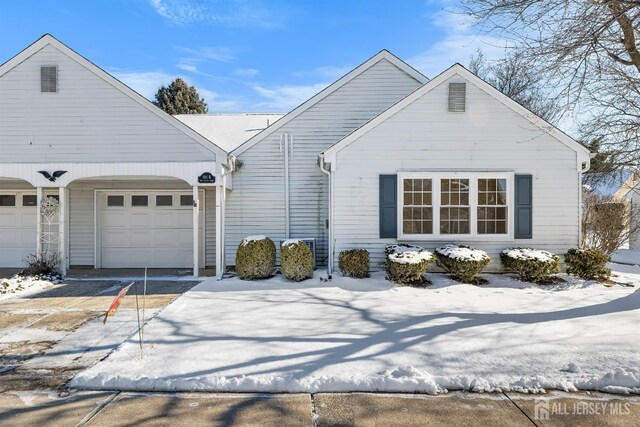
xmin=110 ymin=70 xmax=176 ymax=99
xmin=409 ymin=1 xmax=511 ymax=78
xmin=198 ymin=88 xmax=247 ymax=112
xmin=252 ymin=82 xmax=329 ymax=111
xmin=149 ymin=0 xmax=285 ymax=28
xmin=177 ymin=46 xmax=235 ymax=63
xmin=234 ymin=68 xmax=260 ymax=77
xmin=176 ymin=63 xmax=198 ymax=73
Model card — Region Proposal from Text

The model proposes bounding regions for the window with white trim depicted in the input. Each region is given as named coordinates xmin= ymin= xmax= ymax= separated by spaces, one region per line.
xmin=399 ymin=172 xmax=512 ymax=239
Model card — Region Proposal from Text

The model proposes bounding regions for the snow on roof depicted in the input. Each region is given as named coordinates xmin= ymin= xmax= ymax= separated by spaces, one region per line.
xmin=174 ymin=113 xmax=284 ymax=153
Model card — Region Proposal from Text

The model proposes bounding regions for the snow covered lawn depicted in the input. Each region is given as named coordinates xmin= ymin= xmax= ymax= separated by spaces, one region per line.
xmin=72 ymin=265 xmax=640 ymax=394
xmin=0 ymin=275 xmax=57 ymax=301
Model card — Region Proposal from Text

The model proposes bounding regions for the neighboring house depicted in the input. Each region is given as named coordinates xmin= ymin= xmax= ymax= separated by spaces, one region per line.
xmin=0 ymin=34 xmax=592 ymax=276
xmin=615 ymin=172 xmax=640 ymax=250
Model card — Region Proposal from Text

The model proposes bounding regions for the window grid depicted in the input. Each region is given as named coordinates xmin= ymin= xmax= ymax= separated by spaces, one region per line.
xmin=440 ymin=179 xmax=470 ymax=234
xmin=477 ymin=178 xmax=508 ymax=234
xmin=402 ymin=178 xmax=433 ymax=234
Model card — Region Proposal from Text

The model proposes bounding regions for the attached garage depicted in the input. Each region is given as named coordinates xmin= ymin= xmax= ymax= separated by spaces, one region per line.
xmin=0 ymin=191 xmax=37 ymax=267
xmin=96 ymin=190 xmax=205 ymax=269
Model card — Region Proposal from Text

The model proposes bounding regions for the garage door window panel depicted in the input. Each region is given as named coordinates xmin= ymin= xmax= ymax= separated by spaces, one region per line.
xmin=156 ymin=195 xmax=173 ymax=207
xmin=0 ymin=195 xmax=16 ymax=207
xmin=107 ymin=195 xmax=124 ymax=207
xmin=131 ymin=195 xmax=148 ymax=207
xmin=23 ymin=195 xmax=37 ymax=206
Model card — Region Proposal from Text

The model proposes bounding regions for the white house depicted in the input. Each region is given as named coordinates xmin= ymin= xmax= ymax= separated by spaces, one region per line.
xmin=0 ymin=35 xmax=592 ymax=276
xmin=615 ymin=173 xmax=640 ymax=250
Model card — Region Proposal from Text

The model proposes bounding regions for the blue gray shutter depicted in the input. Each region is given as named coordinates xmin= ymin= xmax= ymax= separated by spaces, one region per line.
xmin=379 ymin=175 xmax=397 ymax=238
xmin=514 ymin=174 xmax=533 ymax=238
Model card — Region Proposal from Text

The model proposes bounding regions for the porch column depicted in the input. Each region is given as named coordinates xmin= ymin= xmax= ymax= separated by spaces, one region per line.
xmin=193 ymin=186 xmax=200 ymax=277
xmin=36 ymin=187 xmax=44 ymax=256
xmin=58 ymin=187 xmax=68 ymax=276
xmin=215 ymin=184 xmax=224 ymax=277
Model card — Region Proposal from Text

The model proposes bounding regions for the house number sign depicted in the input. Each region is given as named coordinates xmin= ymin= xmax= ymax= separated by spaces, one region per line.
xmin=198 ymin=172 xmax=216 ymax=184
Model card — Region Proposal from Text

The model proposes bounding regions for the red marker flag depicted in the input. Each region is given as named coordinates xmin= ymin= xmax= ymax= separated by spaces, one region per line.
xmin=103 ymin=283 xmax=134 ymax=324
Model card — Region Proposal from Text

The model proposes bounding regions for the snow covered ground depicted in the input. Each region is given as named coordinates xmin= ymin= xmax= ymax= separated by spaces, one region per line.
xmin=72 ymin=264 xmax=640 ymax=394
xmin=612 ymin=249 xmax=640 ymax=266
xmin=0 ymin=275 xmax=57 ymax=301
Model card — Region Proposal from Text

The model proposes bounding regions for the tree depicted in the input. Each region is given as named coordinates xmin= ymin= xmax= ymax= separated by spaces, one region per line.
xmin=153 ymin=78 xmax=208 ymax=114
xmin=468 ymin=49 xmax=559 ymax=123
xmin=462 ymin=0 xmax=640 ymax=180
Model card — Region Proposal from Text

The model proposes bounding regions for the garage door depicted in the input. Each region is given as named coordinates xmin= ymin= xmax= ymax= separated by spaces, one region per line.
xmin=0 ymin=192 xmax=37 ymax=268
xmin=99 ymin=191 xmax=204 ymax=269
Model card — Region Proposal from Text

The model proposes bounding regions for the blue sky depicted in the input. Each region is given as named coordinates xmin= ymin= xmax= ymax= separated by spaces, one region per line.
xmin=0 ymin=0 xmax=509 ymax=112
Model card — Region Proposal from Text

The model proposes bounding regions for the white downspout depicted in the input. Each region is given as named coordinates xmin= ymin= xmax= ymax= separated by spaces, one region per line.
xmin=216 ymin=160 xmax=232 ymax=281
xmin=284 ymin=133 xmax=291 ymax=239
xmin=319 ymin=154 xmax=333 ymax=275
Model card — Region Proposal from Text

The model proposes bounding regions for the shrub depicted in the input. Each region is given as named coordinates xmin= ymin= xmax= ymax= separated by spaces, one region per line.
xmin=500 ymin=248 xmax=560 ymax=283
xmin=22 ymin=251 xmax=61 ymax=278
xmin=236 ymin=236 xmax=276 ymax=280
xmin=339 ymin=249 xmax=370 ymax=278
xmin=280 ymin=240 xmax=314 ymax=281
xmin=564 ymin=248 xmax=611 ymax=281
xmin=435 ymin=244 xmax=490 ymax=284
xmin=385 ymin=244 xmax=434 ymax=286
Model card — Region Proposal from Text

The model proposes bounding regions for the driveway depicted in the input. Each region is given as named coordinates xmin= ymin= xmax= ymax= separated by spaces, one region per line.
xmin=0 ymin=279 xmax=199 ymax=391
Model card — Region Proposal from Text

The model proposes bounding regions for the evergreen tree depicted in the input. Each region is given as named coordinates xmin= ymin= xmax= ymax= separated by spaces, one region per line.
xmin=153 ymin=78 xmax=208 ymax=114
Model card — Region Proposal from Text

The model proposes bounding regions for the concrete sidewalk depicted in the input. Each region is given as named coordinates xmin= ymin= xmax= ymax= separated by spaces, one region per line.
xmin=1 ymin=390 xmax=639 ymax=426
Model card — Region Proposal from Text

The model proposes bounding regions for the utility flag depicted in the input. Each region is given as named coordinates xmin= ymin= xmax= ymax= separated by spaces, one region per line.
xmin=103 ymin=283 xmax=134 ymax=324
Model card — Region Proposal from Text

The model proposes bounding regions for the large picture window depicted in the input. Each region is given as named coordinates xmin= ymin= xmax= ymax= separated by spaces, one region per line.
xmin=398 ymin=173 xmax=512 ymax=239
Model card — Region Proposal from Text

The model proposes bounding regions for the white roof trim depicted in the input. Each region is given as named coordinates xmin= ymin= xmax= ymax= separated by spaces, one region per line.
xmin=0 ymin=34 xmax=228 ymax=160
xmin=614 ymin=172 xmax=639 ymax=199
xmin=231 ymin=49 xmax=428 ymax=156
xmin=323 ymin=63 xmax=591 ymax=163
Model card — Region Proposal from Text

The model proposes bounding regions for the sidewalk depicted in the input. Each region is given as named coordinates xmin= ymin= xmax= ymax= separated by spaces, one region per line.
xmin=1 ymin=390 xmax=639 ymax=426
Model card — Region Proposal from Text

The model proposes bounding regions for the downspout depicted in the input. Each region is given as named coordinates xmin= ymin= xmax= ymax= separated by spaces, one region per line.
xmin=577 ymin=153 xmax=595 ymax=248
xmin=319 ymin=154 xmax=333 ymax=276
xmin=283 ymin=133 xmax=291 ymax=238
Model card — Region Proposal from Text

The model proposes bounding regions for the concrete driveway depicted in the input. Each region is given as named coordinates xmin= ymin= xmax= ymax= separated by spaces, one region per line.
xmin=0 ymin=279 xmax=199 ymax=391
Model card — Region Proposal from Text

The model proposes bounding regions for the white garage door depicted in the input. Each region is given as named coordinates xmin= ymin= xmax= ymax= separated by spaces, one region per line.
xmin=99 ymin=191 xmax=204 ymax=269
xmin=0 ymin=192 xmax=37 ymax=268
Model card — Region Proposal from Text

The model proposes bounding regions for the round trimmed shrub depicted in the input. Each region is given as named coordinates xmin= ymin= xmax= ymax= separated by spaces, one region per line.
xmin=564 ymin=248 xmax=611 ymax=281
xmin=500 ymin=248 xmax=560 ymax=283
xmin=435 ymin=244 xmax=490 ymax=284
xmin=280 ymin=240 xmax=314 ymax=281
xmin=385 ymin=244 xmax=434 ymax=286
xmin=339 ymin=249 xmax=370 ymax=278
xmin=236 ymin=235 xmax=276 ymax=280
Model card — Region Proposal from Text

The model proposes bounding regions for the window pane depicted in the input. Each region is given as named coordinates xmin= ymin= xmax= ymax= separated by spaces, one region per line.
xmin=107 ymin=195 xmax=124 ymax=207
xmin=404 ymin=179 xmax=412 ymax=191
xmin=131 ymin=195 xmax=148 ymax=206
xmin=403 ymin=207 xmax=413 ymax=220
xmin=477 ymin=179 xmax=508 ymax=234
xmin=156 ymin=195 xmax=173 ymax=206
xmin=23 ymin=195 xmax=37 ymax=206
xmin=180 ymin=195 xmax=194 ymax=206
xmin=0 ymin=195 xmax=16 ymax=206
xmin=402 ymin=178 xmax=432 ymax=234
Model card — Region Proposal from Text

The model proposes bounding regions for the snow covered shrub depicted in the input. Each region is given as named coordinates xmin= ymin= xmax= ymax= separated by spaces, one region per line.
xmin=500 ymin=248 xmax=560 ymax=283
xmin=564 ymin=248 xmax=611 ymax=281
xmin=22 ymin=251 xmax=61 ymax=277
xmin=339 ymin=249 xmax=370 ymax=278
xmin=280 ymin=240 xmax=314 ymax=281
xmin=435 ymin=244 xmax=490 ymax=284
xmin=385 ymin=244 xmax=434 ymax=286
xmin=236 ymin=236 xmax=276 ymax=280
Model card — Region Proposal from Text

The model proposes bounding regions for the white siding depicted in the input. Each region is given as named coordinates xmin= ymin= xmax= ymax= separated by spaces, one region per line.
xmin=226 ymin=59 xmax=422 ymax=264
xmin=333 ymin=74 xmax=581 ymax=271
xmin=68 ymin=179 xmax=215 ymax=267
xmin=0 ymin=45 xmax=216 ymax=163
xmin=631 ymin=191 xmax=640 ymax=250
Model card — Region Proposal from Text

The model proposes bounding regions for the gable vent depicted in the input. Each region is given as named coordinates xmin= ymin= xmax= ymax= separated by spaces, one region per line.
xmin=448 ymin=82 xmax=466 ymax=112
xmin=41 ymin=66 xmax=58 ymax=93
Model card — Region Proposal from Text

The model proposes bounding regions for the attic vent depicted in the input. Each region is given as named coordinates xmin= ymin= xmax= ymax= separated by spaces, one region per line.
xmin=448 ymin=82 xmax=466 ymax=112
xmin=41 ymin=66 xmax=58 ymax=93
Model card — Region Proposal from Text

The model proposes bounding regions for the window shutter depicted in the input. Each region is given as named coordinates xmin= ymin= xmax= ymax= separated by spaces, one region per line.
xmin=379 ymin=174 xmax=397 ymax=238
xmin=514 ymin=174 xmax=533 ymax=238
xmin=448 ymin=82 xmax=466 ymax=112
xmin=41 ymin=66 xmax=58 ymax=93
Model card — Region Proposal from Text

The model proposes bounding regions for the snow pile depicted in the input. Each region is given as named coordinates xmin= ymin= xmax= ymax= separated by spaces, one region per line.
xmin=0 ymin=274 xmax=57 ymax=301
xmin=435 ymin=244 xmax=490 ymax=262
xmin=501 ymin=248 xmax=559 ymax=263
xmin=240 ymin=235 xmax=268 ymax=246
xmin=612 ymin=249 xmax=640 ymax=266
xmin=281 ymin=239 xmax=303 ymax=247
xmin=72 ymin=265 xmax=640 ymax=394
xmin=386 ymin=244 xmax=434 ymax=265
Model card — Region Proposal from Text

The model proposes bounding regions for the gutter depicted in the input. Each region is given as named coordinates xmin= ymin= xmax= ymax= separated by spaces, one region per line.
xmin=216 ymin=159 xmax=234 ymax=281
xmin=319 ymin=154 xmax=333 ymax=276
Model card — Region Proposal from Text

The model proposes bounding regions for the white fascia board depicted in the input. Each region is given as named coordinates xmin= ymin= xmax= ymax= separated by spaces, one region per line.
xmin=231 ymin=50 xmax=428 ymax=157
xmin=323 ymin=64 xmax=590 ymax=165
xmin=0 ymin=34 xmax=228 ymax=161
